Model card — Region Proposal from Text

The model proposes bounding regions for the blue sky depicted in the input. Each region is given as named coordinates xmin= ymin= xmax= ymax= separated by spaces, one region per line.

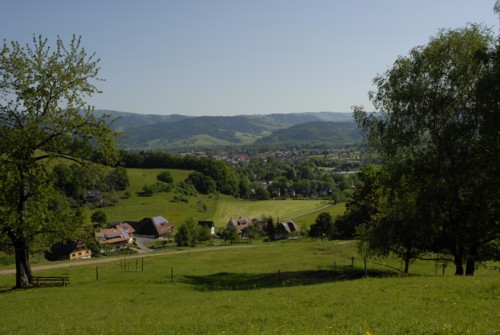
xmin=2 ymin=0 xmax=498 ymax=116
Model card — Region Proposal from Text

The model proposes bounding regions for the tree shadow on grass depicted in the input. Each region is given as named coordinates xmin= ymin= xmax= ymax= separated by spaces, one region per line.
xmin=0 ymin=287 xmax=16 ymax=294
xmin=181 ymin=268 xmax=398 ymax=291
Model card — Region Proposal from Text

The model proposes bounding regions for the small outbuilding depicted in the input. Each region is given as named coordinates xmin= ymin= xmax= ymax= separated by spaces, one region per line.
xmin=276 ymin=220 xmax=300 ymax=240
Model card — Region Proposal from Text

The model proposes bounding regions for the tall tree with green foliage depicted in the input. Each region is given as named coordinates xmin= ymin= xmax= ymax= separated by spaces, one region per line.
xmin=175 ymin=218 xmax=198 ymax=247
xmin=353 ymin=167 xmax=430 ymax=273
xmin=353 ymin=24 xmax=499 ymax=275
xmin=309 ymin=212 xmax=334 ymax=241
xmin=90 ymin=210 xmax=107 ymax=228
xmin=0 ymin=35 xmax=118 ymax=288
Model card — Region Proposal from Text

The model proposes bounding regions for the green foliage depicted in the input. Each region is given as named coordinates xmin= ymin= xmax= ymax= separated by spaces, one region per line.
xmin=252 ymin=184 xmax=270 ymax=200
xmin=0 ymin=35 xmax=118 ymax=288
xmin=175 ymin=181 xmax=198 ymax=196
xmin=156 ymin=170 xmax=173 ymax=183
xmin=197 ymin=225 xmax=212 ymax=242
xmin=175 ymin=218 xmax=198 ymax=247
xmin=353 ymin=24 xmax=500 ymax=275
xmin=255 ymin=121 xmax=361 ymax=144
xmin=107 ymin=167 xmax=129 ymax=191
xmin=187 ymin=171 xmax=216 ymax=194
xmin=52 ymin=163 xmax=101 ymax=200
xmin=90 ymin=210 xmax=107 ymax=227
xmin=309 ymin=212 xmax=334 ymax=240
xmin=142 ymin=181 xmax=172 ymax=196
xmin=264 ymin=216 xmax=276 ymax=241
xmin=222 ymin=225 xmax=239 ymax=243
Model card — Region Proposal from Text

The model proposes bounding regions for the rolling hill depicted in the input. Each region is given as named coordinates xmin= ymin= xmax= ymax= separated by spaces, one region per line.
xmin=94 ymin=110 xmax=359 ymax=149
xmin=255 ymin=121 xmax=361 ymax=144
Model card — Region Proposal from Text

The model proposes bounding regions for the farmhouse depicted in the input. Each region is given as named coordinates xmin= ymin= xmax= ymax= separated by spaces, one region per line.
xmin=46 ymin=240 xmax=92 ymax=261
xmin=227 ymin=216 xmax=252 ymax=235
xmin=131 ymin=216 xmax=174 ymax=238
xmin=95 ymin=223 xmax=135 ymax=252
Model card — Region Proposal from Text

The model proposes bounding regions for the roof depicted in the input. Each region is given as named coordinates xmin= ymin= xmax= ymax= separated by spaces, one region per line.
xmin=227 ymin=216 xmax=252 ymax=233
xmin=117 ymin=223 xmax=135 ymax=234
xmin=279 ymin=221 xmax=299 ymax=234
xmin=95 ymin=227 xmax=132 ymax=245
xmin=152 ymin=216 xmax=170 ymax=226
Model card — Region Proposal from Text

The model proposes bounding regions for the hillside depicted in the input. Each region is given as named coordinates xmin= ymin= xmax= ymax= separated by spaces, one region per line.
xmin=94 ymin=110 xmax=358 ymax=149
xmin=255 ymin=121 xmax=361 ymax=144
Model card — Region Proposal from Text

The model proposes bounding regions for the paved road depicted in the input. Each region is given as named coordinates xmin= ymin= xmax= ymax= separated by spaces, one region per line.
xmin=0 ymin=245 xmax=254 ymax=276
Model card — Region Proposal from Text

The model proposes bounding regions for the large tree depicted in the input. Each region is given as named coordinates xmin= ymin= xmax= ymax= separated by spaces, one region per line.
xmin=353 ymin=24 xmax=499 ymax=275
xmin=0 ymin=35 xmax=118 ymax=288
xmin=354 ymin=166 xmax=430 ymax=273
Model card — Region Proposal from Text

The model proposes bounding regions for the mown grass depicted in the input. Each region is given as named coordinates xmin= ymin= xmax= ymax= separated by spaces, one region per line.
xmin=92 ymin=167 xmax=339 ymax=229
xmin=0 ymin=239 xmax=498 ymax=335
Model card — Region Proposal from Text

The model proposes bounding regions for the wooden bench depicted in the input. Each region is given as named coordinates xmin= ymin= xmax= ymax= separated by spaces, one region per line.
xmin=32 ymin=276 xmax=70 ymax=287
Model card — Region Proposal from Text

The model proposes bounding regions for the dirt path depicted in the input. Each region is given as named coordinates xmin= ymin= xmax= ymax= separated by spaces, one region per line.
xmin=0 ymin=245 xmax=254 ymax=276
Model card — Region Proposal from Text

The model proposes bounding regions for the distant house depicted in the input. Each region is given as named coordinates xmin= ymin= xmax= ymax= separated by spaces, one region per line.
xmin=276 ymin=220 xmax=300 ymax=240
xmin=46 ymin=240 xmax=92 ymax=261
xmin=82 ymin=189 xmax=104 ymax=206
xmin=227 ymin=216 xmax=252 ymax=235
xmin=95 ymin=223 xmax=135 ymax=252
xmin=131 ymin=216 xmax=174 ymax=238
xmin=198 ymin=220 xmax=216 ymax=235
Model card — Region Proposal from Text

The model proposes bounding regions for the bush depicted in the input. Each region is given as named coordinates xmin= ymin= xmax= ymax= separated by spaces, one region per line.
xmin=175 ymin=219 xmax=198 ymax=247
xmin=142 ymin=182 xmax=172 ymax=196
xmin=91 ymin=210 xmax=107 ymax=227
xmin=157 ymin=171 xmax=174 ymax=183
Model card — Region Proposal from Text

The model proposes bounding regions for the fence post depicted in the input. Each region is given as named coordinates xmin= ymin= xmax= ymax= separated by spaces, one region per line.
xmin=96 ymin=266 xmax=99 ymax=281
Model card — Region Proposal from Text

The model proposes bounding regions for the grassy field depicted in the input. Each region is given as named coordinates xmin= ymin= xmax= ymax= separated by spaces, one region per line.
xmin=1 ymin=167 xmax=496 ymax=334
xmin=0 ymin=239 xmax=498 ymax=334
xmin=91 ymin=168 xmax=342 ymax=229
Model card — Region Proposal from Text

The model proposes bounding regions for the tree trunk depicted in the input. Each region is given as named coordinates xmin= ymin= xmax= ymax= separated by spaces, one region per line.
xmin=14 ymin=243 xmax=32 ymax=289
xmin=454 ymin=253 xmax=464 ymax=276
xmin=465 ymin=257 xmax=475 ymax=276
xmin=404 ymin=258 xmax=410 ymax=274
xmin=465 ymin=246 xmax=477 ymax=276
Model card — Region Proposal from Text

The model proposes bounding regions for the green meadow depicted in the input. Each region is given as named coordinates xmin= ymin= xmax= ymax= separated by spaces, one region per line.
xmin=0 ymin=240 xmax=498 ymax=335
xmin=93 ymin=168 xmax=342 ymax=229
xmin=0 ymin=168 xmax=497 ymax=334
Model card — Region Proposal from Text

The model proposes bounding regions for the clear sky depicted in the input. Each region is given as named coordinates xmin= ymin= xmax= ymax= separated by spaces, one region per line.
xmin=1 ymin=0 xmax=498 ymax=116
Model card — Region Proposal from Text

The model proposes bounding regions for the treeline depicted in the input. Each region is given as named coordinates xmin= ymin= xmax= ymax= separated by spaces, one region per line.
xmin=120 ymin=150 xmax=241 ymax=197
xmin=119 ymin=150 xmax=358 ymax=202
xmin=52 ymin=163 xmax=129 ymax=206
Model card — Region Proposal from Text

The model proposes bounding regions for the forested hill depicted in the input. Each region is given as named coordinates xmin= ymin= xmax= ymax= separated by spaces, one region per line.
xmin=93 ymin=110 xmax=358 ymax=149
xmin=255 ymin=121 xmax=361 ymax=144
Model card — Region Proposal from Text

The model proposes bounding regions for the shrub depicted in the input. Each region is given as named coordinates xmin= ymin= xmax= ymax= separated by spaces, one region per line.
xmin=157 ymin=171 xmax=173 ymax=183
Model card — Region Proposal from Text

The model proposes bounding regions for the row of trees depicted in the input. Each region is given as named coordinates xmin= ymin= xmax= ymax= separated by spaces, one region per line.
xmin=52 ymin=163 xmax=129 ymax=204
xmin=121 ymin=150 xmax=358 ymax=202
xmin=349 ymin=23 xmax=499 ymax=275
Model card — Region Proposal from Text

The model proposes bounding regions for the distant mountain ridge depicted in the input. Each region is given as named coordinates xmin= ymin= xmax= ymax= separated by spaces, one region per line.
xmin=93 ymin=110 xmax=358 ymax=149
xmin=255 ymin=121 xmax=361 ymax=144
